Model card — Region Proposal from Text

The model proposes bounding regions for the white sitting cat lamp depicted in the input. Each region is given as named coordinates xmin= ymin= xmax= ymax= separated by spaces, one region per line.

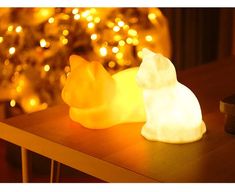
xmin=61 ymin=55 xmax=145 ymax=128
xmin=136 ymin=48 xmax=206 ymax=143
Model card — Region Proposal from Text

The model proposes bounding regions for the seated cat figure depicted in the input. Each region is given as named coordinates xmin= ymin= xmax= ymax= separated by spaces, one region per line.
xmin=136 ymin=48 xmax=206 ymax=143
xmin=62 ymin=55 xmax=146 ymax=128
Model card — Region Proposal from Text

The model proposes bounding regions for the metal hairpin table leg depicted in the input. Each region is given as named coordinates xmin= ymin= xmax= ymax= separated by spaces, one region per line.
xmin=50 ymin=160 xmax=61 ymax=183
xmin=21 ymin=147 xmax=29 ymax=183
xmin=50 ymin=160 xmax=54 ymax=183
xmin=55 ymin=161 xmax=61 ymax=182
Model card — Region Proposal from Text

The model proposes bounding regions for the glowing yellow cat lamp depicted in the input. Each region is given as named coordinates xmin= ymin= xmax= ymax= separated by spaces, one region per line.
xmin=136 ymin=48 xmax=206 ymax=143
xmin=62 ymin=55 xmax=145 ymax=128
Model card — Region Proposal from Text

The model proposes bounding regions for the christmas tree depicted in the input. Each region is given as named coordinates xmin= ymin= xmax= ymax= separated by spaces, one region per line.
xmin=0 ymin=8 xmax=171 ymax=115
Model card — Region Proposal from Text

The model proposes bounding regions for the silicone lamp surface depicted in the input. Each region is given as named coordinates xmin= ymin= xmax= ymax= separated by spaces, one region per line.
xmin=61 ymin=55 xmax=145 ymax=128
xmin=136 ymin=48 xmax=206 ymax=143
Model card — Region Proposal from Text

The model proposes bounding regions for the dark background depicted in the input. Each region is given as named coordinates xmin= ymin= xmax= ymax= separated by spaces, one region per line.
xmin=161 ymin=8 xmax=234 ymax=69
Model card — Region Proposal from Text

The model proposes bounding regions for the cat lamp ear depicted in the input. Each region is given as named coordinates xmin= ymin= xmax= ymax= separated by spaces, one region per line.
xmin=62 ymin=55 xmax=116 ymax=109
xmin=137 ymin=48 xmax=206 ymax=143
xmin=142 ymin=48 xmax=156 ymax=58
xmin=69 ymin=55 xmax=89 ymax=71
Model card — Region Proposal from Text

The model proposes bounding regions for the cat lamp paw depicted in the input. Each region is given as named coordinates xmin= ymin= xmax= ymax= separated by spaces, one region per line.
xmin=136 ymin=48 xmax=206 ymax=143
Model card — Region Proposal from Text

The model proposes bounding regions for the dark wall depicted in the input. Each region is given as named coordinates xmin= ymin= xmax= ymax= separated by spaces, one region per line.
xmin=161 ymin=8 xmax=233 ymax=70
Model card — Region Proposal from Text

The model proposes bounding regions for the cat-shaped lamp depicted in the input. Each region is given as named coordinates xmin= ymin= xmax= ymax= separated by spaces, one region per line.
xmin=136 ymin=48 xmax=206 ymax=143
xmin=62 ymin=55 xmax=145 ymax=128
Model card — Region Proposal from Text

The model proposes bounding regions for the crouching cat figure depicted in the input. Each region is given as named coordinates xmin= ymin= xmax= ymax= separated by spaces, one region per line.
xmin=62 ymin=55 xmax=146 ymax=128
xmin=136 ymin=48 xmax=206 ymax=143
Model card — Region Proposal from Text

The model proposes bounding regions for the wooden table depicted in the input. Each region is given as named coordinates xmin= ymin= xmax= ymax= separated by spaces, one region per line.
xmin=1 ymin=57 xmax=235 ymax=182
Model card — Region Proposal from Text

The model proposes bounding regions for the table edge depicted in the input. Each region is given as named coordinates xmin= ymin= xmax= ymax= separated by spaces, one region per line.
xmin=0 ymin=121 xmax=156 ymax=183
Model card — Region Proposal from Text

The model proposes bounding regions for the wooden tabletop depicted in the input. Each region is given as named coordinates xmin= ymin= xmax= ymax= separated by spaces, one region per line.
xmin=1 ymin=56 xmax=235 ymax=182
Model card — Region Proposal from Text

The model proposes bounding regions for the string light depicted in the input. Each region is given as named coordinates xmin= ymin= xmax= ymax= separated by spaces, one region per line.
xmin=74 ymin=14 xmax=80 ymax=20
xmin=128 ymin=29 xmax=137 ymax=36
xmin=123 ymin=24 xmax=129 ymax=30
xmin=108 ymin=61 xmax=116 ymax=68
xmin=100 ymin=47 xmax=108 ymax=57
xmin=40 ymin=39 xmax=47 ymax=48
xmin=39 ymin=9 xmax=52 ymax=18
xmin=7 ymin=25 xmax=13 ymax=32
xmin=16 ymin=65 xmax=22 ymax=71
xmin=115 ymin=17 xmax=120 ymax=22
xmin=15 ymin=26 xmax=22 ymax=33
xmin=29 ymin=98 xmax=37 ymax=106
xmin=113 ymin=26 xmax=120 ymax=32
xmin=0 ymin=37 xmax=3 ymax=43
xmin=145 ymin=35 xmax=153 ymax=42
xmin=82 ymin=10 xmax=90 ymax=18
xmin=94 ymin=17 xmax=101 ymax=23
xmin=62 ymin=29 xmax=69 ymax=36
xmin=87 ymin=22 xmax=95 ymax=29
xmin=43 ymin=64 xmax=50 ymax=72
xmin=9 ymin=47 xmax=16 ymax=55
xmin=60 ymin=36 xmax=68 ymax=45
xmin=91 ymin=34 xmax=98 ymax=40
xmin=116 ymin=52 xmax=123 ymax=59
xmin=62 ymin=38 xmax=69 ymax=45
xmin=114 ymin=35 xmax=121 ymax=41
xmin=103 ymin=42 xmax=108 ymax=46
xmin=133 ymin=38 xmax=139 ymax=45
xmin=118 ymin=21 xmax=125 ymax=27
xmin=72 ymin=8 xmax=79 ymax=15
xmin=48 ymin=17 xmax=55 ymax=23
xmin=119 ymin=40 xmax=125 ymax=46
xmin=10 ymin=99 xmax=16 ymax=107
xmin=126 ymin=37 xmax=133 ymax=44
xmin=87 ymin=15 xmax=93 ymax=22
xmin=61 ymin=14 xmax=70 ymax=20
xmin=90 ymin=8 xmax=96 ymax=14
xmin=148 ymin=13 xmax=157 ymax=20
xmin=107 ymin=21 xmax=114 ymax=28
xmin=112 ymin=47 xmax=119 ymax=54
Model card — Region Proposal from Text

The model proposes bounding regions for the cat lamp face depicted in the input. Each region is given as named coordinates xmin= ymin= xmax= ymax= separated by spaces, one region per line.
xmin=136 ymin=48 xmax=206 ymax=143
